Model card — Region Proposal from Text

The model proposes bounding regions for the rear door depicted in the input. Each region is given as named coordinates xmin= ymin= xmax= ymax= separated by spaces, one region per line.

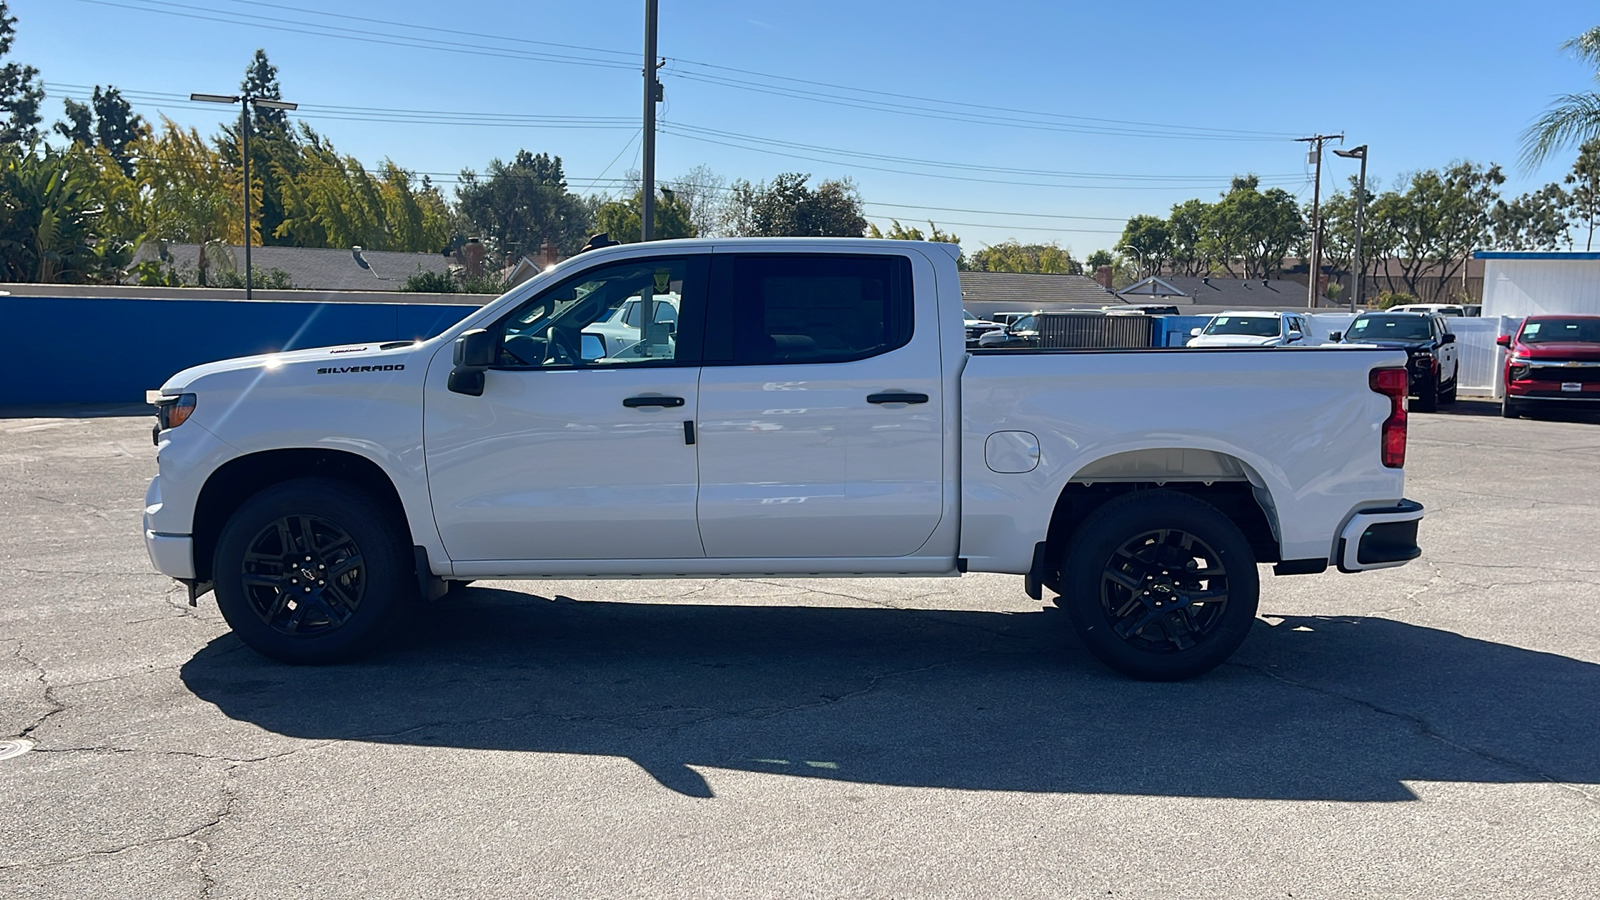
xmin=694 ymin=251 xmax=945 ymax=559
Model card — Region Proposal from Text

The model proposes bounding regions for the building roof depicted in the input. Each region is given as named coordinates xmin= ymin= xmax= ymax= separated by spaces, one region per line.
xmin=1117 ymin=275 xmax=1335 ymax=311
xmin=956 ymin=271 xmax=1116 ymax=308
xmin=132 ymin=243 xmax=452 ymax=291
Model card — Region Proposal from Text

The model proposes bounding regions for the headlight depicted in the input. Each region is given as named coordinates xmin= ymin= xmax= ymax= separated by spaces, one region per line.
xmin=151 ymin=393 xmax=197 ymax=444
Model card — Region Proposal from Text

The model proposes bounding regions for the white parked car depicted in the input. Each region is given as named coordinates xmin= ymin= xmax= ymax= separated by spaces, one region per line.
xmin=1389 ymin=303 xmax=1468 ymax=317
xmin=145 ymin=239 xmax=1423 ymax=680
xmin=581 ymin=292 xmax=680 ymax=360
xmin=1186 ymin=311 xmax=1311 ymax=348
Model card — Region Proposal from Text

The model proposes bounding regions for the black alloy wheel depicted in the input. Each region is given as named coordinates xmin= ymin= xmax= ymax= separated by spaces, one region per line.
xmin=1097 ymin=528 xmax=1230 ymax=655
xmin=240 ymin=514 xmax=366 ymax=637
xmin=214 ymin=478 xmax=412 ymax=664
xmin=1059 ymin=490 xmax=1260 ymax=680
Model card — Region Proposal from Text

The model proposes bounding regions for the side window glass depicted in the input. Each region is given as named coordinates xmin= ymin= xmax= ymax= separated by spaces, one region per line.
xmin=494 ymin=257 xmax=694 ymax=369
xmin=724 ymin=255 xmax=912 ymax=365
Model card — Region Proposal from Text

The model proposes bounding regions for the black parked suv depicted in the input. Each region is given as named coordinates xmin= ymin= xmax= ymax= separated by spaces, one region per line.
xmin=1336 ymin=312 xmax=1460 ymax=412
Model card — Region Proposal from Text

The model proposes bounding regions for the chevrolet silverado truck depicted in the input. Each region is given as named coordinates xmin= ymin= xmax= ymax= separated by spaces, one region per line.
xmin=1496 ymin=315 xmax=1600 ymax=418
xmin=144 ymin=238 xmax=1424 ymax=680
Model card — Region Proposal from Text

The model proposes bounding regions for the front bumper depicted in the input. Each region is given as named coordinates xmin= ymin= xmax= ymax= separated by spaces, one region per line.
xmin=1337 ymin=499 xmax=1424 ymax=573
xmin=145 ymin=531 xmax=196 ymax=580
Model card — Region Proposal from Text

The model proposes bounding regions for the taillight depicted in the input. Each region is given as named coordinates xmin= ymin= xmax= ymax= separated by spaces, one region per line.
xmin=1370 ymin=368 xmax=1407 ymax=468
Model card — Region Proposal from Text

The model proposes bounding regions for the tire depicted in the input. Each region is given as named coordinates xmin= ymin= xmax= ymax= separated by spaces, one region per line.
xmin=213 ymin=478 xmax=413 ymax=664
xmin=1058 ymin=490 xmax=1260 ymax=681
xmin=1412 ymin=374 xmax=1439 ymax=413
xmin=1501 ymin=398 xmax=1523 ymax=419
xmin=1440 ymin=373 xmax=1458 ymax=405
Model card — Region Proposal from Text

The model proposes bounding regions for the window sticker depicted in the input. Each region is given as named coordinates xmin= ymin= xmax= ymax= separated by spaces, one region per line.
xmin=654 ymin=268 xmax=672 ymax=294
xmin=1524 ymin=323 xmax=1541 ymax=336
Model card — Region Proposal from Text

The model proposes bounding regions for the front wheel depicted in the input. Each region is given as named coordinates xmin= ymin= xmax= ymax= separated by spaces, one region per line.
xmin=1058 ymin=491 xmax=1260 ymax=681
xmin=1501 ymin=397 xmax=1523 ymax=419
xmin=1412 ymin=374 xmax=1439 ymax=412
xmin=213 ymin=478 xmax=413 ymax=664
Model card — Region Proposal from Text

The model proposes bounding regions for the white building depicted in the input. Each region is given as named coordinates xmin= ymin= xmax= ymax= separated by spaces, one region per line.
xmin=1477 ymin=251 xmax=1600 ymax=318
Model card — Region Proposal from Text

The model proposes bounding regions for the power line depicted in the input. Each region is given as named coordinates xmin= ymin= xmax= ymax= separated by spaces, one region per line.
xmin=68 ymin=0 xmax=1307 ymax=144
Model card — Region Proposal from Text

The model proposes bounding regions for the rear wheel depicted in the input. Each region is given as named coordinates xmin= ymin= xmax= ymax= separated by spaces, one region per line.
xmin=1440 ymin=373 xmax=1458 ymax=404
xmin=213 ymin=478 xmax=412 ymax=664
xmin=1058 ymin=490 xmax=1260 ymax=681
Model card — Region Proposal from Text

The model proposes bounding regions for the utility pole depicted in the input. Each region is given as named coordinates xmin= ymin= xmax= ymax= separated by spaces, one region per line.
xmin=641 ymin=0 xmax=661 ymax=241
xmin=1296 ymin=132 xmax=1343 ymax=309
xmin=1333 ymin=145 xmax=1368 ymax=312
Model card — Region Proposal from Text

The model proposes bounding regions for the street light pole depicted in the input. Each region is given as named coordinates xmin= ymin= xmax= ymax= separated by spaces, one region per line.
xmin=191 ymin=91 xmax=298 ymax=299
xmin=1334 ymin=145 xmax=1368 ymax=313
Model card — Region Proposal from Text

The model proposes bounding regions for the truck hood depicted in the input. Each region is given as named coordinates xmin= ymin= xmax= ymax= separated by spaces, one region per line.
xmin=160 ymin=341 xmax=422 ymax=393
xmin=1187 ymin=334 xmax=1279 ymax=347
xmin=1514 ymin=342 xmax=1600 ymax=361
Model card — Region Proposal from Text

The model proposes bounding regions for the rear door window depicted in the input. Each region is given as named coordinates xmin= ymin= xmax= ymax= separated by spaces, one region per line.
xmin=705 ymin=254 xmax=914 ymax=365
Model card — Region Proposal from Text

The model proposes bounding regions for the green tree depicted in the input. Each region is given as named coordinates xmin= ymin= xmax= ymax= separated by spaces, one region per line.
xmin=865 ymin=219 xmax=960 ymax=243
xmin=1201 ymin=176 xmax=1304 ymax=279
xmin=137 ymin=117 xmax=251 ymax=285
xmin=967 ymin=240 xmax=1080 ymax=274
xmin=1166 ymin=198 xmax=1211 ymax=276
xmin=594 ymin=187 xmax=696 ymax=243
xmin=456 ymin=150 xmax=595 ymax=261
xmin=724 ymin=173 xmax=867 ymax=237
xmin=0 ymin=1 xmax=42 ymax=144
xmin=1521 ymin=26 xmax=1600 ymax=166
xmin=53 ymin=86 xmax=147 ymax=175
xmin=1116 ymin=214 xmax=1172 ymax=277
xmin=241 ymin=49 xmax=289 ymax=132
xmin=0 ymin=144 xmax=119 ymax=282
xmin=1566 ymin=138 xmax=1600 ymax=249
xmin=1367 ymin=162 xmax=1504 ymax=297
xmin=1084 ymin=248 xmax=1115 ymax=270
xmin=1491 ymin=183 xmax=1571 ymax=250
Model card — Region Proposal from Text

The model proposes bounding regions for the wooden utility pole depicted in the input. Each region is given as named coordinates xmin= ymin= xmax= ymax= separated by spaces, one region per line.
xmin=1296 ymin=133 xmax=1343 ymax=309
xmin=641 ymin=0 xmax=661 ymax=241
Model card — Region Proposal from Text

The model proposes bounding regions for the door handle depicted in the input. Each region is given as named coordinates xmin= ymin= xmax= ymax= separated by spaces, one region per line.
xmin=867 ymin=392 xmax=930 ymax=405
xmin=623 ymin=395 xmax=686 ymax=408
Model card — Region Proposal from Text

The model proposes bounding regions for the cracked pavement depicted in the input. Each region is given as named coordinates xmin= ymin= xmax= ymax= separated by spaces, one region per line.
xmin=2 ymin=403 xmax=1598 ymax=898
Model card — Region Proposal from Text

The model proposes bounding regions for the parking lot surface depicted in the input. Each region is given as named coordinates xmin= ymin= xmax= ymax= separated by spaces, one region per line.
xmin=2 ymin=402 xmax=1598 ymax=898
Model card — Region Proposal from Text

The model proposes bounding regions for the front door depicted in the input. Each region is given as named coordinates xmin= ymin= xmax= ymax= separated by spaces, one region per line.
xmin=694 ymin=251 xmax=945 ymax=559
xmin=424 ymin=255 xmax=709 ymax=561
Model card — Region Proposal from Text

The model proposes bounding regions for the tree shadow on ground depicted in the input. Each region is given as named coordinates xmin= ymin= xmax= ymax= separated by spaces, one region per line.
xmin=181 ymin=588 xmax=1600 ymax=801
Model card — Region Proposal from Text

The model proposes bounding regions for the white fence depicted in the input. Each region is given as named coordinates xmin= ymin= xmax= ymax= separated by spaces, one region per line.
xmin=1451 ymin=316 xmax=1516 ymax=396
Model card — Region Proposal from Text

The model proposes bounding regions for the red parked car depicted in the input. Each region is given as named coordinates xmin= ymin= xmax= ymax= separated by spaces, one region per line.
xmin=1497 ymin=315 xmax=1600 ymax=418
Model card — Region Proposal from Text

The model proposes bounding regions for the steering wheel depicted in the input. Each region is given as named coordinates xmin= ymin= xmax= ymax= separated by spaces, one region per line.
xmin=546 ymin=328 xmax=582 ymax=366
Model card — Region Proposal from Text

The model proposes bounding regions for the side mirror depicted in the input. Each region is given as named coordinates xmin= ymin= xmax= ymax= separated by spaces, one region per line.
xmin=1495 ymin=334 xmax=1512 ymax=348
xmin=449 ymin=328 xmax=496 ymax=396
xmin=1189 ymin=327 xmax=1203 ymax=337
xmin=1288 ymin=329 xmax=1303 ymax=340
xmin=1329 ymin=331 xmax=1343 ymax=342
xmin=1441 ymin=332 xmax=1456 ymax=345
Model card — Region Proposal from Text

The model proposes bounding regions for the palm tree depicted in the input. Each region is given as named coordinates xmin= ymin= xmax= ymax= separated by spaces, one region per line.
xmin=1522 ymin=27 xmax=1600 ymax=167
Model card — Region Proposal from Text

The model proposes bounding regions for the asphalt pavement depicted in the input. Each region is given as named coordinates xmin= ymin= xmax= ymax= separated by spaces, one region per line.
xmin=2 ymin=400 xmax=1598 ymax=898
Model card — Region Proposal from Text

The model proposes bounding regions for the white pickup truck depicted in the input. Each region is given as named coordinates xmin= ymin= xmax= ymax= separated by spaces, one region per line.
xmin=144 ymin=238 xmax=1423 ymax=680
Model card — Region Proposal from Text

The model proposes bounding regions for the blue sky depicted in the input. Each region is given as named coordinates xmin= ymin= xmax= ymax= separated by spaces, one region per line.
xmin=15 ymin=0 xmax=1600 ymax=253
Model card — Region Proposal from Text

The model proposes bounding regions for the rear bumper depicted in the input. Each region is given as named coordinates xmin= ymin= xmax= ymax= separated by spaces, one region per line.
xmin=1337 ymin=499 xmax=1424 ymax=573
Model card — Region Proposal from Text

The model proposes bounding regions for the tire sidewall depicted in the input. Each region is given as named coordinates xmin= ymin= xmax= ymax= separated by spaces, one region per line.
xmin=213 ymin=478 xmax=411 ymax=664
xmin=1061 ymin=491 xmax=1260 ymax=681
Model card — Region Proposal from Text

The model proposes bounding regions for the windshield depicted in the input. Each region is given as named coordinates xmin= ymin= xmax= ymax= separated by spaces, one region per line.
xmin=1202 ymin=315 xmax=1279 ymax=337
xmin=1348 ymin=315 xmax=1432 ymax=342
xmin=963 ymin=309 xmax=979 ymax=323
xmin=1522 ymin=319 xmax=1600 ymax=344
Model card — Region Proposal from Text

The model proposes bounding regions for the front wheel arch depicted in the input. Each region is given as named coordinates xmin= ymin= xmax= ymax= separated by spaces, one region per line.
xmin=192 ymin=449 xmax=414 ymax=585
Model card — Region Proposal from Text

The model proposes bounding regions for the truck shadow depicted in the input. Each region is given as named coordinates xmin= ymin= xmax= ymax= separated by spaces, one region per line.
xmin=180 ymin=588 xmax=1600 ymax=801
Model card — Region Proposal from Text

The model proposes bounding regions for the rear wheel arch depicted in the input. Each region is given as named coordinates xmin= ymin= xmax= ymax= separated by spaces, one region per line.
xmin=1039 ymin=450 xmax=1281 ymax=592
xmin=192 ymin=449 xmax=413 ymax=584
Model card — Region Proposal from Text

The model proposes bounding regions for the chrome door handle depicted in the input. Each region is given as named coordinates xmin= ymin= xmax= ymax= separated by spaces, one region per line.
xmin=623 ymin=395 xmax=685 ymax=408
xmin=867 ymin=392 xmax=929 ymax=405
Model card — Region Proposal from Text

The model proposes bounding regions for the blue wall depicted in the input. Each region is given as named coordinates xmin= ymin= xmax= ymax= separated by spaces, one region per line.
xmin=2 ymin=295 xmax=481 ymax=406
